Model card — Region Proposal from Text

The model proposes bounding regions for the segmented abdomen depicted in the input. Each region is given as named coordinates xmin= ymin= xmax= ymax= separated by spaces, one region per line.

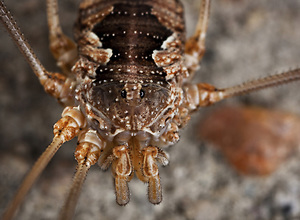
xmin=75 ymin=0 xmax=185 ymax=80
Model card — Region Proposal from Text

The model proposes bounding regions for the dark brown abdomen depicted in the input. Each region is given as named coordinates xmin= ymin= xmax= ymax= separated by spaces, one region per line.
xmin=75 ymin=0 xmax=185 ymax=79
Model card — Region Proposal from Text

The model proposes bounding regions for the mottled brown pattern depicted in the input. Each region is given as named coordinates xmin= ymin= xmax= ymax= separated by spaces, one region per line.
xmin=76 ymin=0 xmax=185 ymax=80
xmin=70 ymin=0 xmax=189 ymax=206
xmin=74 ymin=0 xmax=187 ymax=138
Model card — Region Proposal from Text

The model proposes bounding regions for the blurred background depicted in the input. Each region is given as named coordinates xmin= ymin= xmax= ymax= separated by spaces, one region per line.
xmin=1 ymin=0 xmax=300 ymax=219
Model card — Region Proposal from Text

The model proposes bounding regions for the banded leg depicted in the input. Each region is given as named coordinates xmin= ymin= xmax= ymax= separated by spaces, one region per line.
xmin=185 ymin=0 xmax=211 ymax=73
xmin=0 ymin=1 xmax=75 ymax=105
xmin=59 ymin=130 xmax=103 ymax=220
xmin=2 ymin=107 xmax=86 ymax=220
xmin=184 ymin=68 xmax=300 ymax=110
xmin=47 ymin=0 xmax=77 ymax=74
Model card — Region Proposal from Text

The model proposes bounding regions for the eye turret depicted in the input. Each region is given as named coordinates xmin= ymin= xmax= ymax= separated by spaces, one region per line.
xmin=120 ymin=88 xmax=145 ymax=99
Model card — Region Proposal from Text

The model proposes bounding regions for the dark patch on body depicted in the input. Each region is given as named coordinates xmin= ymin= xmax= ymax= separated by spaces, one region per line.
xmin=92 ymin=3 xmax=172 ymax=79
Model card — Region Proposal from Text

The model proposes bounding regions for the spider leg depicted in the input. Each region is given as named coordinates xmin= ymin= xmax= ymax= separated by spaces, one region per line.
xmin=182 ymin=1 xmax=300 ymax=113
xmin=59 ymin=130 xmax=103 ymax=220
xmin=2 ymin=107 xmax=86 ymax=220
xmin=0 ymin=0 xmax=76 ymax=105
xmin=47 ymin=0 xmax=78 ymax=75
xmin=184 ymin=0 xmax=211 ymax=74
xmin=183 ymin=68 xmax=300 ymax=111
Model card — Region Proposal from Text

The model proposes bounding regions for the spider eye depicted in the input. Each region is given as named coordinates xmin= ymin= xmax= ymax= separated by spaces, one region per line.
xmin=140 ymin=89 xmax=145 ymax=98
xmin=121 ymin=89 xmax=127 ymax=98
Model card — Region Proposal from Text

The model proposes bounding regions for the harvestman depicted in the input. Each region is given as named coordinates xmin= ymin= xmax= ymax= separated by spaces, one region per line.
xmin=1 ymin=0 xmax=300 ymax=219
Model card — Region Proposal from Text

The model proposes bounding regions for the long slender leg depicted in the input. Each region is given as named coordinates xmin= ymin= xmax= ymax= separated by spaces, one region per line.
xmin=59 ymin=163 xmax=89 ymax=220
xmin=0 ymin=1 xmax=75 ymax=105
xmin=47 ymin=0 xmax=77 ymax=74
xmin=184 ymin=68 xmax=300 ymax=110
xmin=2 ymin=107 xmax=86 ymax=220
xmin=185 ymin=0 xmax=211 ymax=74
xmin=59 ymin=130 xmax=103 ymax=220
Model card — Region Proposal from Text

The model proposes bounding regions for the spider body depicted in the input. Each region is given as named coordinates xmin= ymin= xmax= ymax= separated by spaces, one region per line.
xmin=72 ymin=0 xmax=189 ymax=205
xmin=75 ymin=0 xmax=184 ymax=144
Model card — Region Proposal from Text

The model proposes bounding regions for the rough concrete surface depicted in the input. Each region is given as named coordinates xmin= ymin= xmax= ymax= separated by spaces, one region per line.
xmin=1 ymin=0 xmax=300 ymax=219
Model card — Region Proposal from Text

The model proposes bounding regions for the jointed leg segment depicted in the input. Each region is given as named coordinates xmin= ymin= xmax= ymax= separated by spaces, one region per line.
xmin=59 ymin=130 xmax=104 ymax=220
xmin=183 ymin=0 xmax=300 ymax=112
xmin=185 ymin=0 xmax=211 ymax=74
xmin=47 ymin=0 xmax=78 ymax=74
xmin=2 ymin=107 xmax=86 ymax=220
xmin=0 ymin=0 xmax=76 ymax=105
xmin=183 ymin=67 xmax=300 ymax=111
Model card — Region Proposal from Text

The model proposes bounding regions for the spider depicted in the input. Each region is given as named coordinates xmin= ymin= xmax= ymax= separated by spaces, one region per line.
xmin=1 ymin=0 xmax=300 ymax=219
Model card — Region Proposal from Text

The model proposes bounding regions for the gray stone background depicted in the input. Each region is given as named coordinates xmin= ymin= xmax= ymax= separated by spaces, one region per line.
xmin=1 ymin=0 xmax=300 ymax=219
